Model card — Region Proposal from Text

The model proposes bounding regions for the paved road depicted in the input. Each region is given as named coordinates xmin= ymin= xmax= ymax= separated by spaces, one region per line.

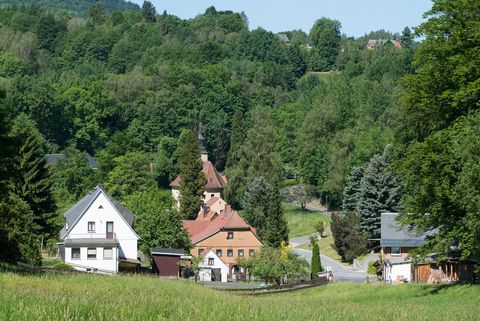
xmin=290 ymin=234 xmax=372 ymax=284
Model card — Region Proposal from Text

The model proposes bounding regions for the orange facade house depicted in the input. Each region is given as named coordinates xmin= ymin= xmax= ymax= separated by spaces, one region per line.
xmin=173 ymin=131 xmax=262 ymax=279
xmin=183 ymin=209 xmax=262 ymax=278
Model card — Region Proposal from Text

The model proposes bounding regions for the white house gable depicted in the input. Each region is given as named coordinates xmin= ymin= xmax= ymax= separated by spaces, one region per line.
xmin=61 ymin=185 xmax=139 ymax=274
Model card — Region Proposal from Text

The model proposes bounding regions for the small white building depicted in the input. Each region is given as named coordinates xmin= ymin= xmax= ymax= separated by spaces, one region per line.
xmin=198 ymin=248 xmax=228 ymax=282
xmin=381 ymin=213 xmax=427 ymax=284
xmin=59 ymin=185 xmax=140 ymax=274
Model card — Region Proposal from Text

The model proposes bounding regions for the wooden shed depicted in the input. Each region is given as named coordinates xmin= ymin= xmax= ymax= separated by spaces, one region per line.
xmin=414 ymin=261 xmax=476 ymax=284
xmin=151 ymin=248 xmax=185 ymax=277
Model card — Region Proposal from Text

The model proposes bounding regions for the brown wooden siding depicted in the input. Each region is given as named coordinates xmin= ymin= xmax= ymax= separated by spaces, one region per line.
xmin=152 ymin=254 xmax=180 ymax=277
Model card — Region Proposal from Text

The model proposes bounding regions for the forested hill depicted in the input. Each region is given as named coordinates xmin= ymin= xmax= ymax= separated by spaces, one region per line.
xmin=0 ymin=3 xmax=414 ymax=211
xmin=0 ymin=0 xmax=140 ymax=16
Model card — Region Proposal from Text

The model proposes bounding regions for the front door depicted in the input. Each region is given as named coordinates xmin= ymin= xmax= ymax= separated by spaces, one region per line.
xmin=106 ymin=221 xmax=114 ymax=239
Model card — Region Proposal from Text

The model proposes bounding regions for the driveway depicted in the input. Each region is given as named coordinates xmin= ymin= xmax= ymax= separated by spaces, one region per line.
xmin=290 ymin=234 xmax=372 ymax=284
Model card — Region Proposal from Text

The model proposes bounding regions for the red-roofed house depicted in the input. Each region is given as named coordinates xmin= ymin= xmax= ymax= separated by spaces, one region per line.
xmin=170 ymin=132 xmax=227 ymax=207
xmin=183 ymin=210 xmax=262 ymax=279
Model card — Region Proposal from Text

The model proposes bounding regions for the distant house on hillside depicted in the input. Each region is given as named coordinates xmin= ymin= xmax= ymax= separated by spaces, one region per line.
xmin=366 ymin=39 xmax=402 ymax=50
xmin=277 ymin=33 xmax=290 ymax=44
xmin=381 ymin=213 xmax=426 ymax=283
xmin=59 ymin=185 xmax=140 ymax=274
xmin=45 ymin=153 xmax=98 ymax=169
xmin=169 ymin=132 xmax=227 ymax=207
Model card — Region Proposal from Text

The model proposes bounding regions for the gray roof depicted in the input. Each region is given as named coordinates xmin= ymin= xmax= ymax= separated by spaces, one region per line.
xmin=151 ymin=248 xmax=185 ymax=256
xmin=60 ymin=185 xmax=135 ymax=239
xmin=277 ymin=33 xmax=289 ymax=42
xmin=380 ymin=213 xmax=427 ymax=247
xmin=45 ymin=153 xmax=98 ymax=169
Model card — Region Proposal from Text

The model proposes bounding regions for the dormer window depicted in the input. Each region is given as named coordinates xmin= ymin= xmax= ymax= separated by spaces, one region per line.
xmin=88 ymin=221 xmax=95 ymax=232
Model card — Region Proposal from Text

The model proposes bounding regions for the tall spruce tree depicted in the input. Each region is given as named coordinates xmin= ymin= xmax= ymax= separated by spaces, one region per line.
xmin=10 ymin=114 xmax=57 ymax=239
xmin=142 ymin=1 xmax=156 ymax=22
xmin=341 ymin=166 xmax=364 ymax=212
xmin=357 ymin=145 xmax=401 ymax=241
xmin=0 ymin=105 xmax=41 ymax=265
xmin=264 ymin=185 xmax=289 ymax=247
xmin=241 ymin=176 xmax=271 ymax=239
xmin=241 ymin=177 xmax=289 ymax=247
xmin=225 ymin=106 xmax=282 ymax=209
xmin=178 ymin=130 xmax=206 ymax=219
xmin=310 ymin=238 xmax=322 ymax=278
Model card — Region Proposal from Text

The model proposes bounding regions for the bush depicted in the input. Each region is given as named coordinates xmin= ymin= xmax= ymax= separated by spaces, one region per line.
xmin=52 ymin=263 xmax=75 ymax=270
xmin=368 ymin=261 xmax=376 ymax=274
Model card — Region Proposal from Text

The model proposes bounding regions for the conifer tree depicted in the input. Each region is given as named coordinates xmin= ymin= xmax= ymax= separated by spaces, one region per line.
xmin=357 ymin=145 xmax=401 ymax=241
xmin=178 ymin=130 xmax=206 ymax=219
xmin=264 ymin=185 xmax=289 ymax=247
xmin=241 ymin=176 xmax=271 ymax=238
xmin=310 ymin=237 xmax=322 ymax=278
xmin=341 ymin=165 xmax=364 ymax=212
xmin=225 ymin=106 xmax=282 ymax=209
xmin=142 ymin=1 xmax=156 ymax=22
xmin=10 ymin=114 xmax=57 ymax=239
xmin=242 ymin=177 xmax=289 ymax=247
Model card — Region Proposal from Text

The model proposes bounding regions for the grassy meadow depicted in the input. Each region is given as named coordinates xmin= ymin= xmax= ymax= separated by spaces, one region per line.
xmin=1 ymin=272 xmax=479 ymax=321
xmin=283 ymin=203 xmax=330 ymax=237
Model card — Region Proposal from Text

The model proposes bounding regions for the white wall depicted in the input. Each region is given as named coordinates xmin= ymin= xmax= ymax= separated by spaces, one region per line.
xmin=199 ymin=250 xmax=228 ymax=282
xmin=65 ymin=193 xmax=138 ymax=260
xmin=385 ymin=263 xmax=412 ymax=283
xmin=203 ymin=191 xmax=221 ymax=204
xmin=65 ymin=246 xmax=118 ymax=274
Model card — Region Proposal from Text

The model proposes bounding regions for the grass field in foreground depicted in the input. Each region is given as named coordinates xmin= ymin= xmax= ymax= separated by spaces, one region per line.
xmin=1 ymin=272 xmax=479 ymax=321
xmin=284 ymin=203 xmax=330 ymax=237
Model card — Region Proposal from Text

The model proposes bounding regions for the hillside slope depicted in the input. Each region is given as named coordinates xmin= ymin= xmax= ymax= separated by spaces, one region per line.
xmin=0 ymin=0 xmax=140 ymax=16
xmin=1 ymin=272 xmax=479 ymax=321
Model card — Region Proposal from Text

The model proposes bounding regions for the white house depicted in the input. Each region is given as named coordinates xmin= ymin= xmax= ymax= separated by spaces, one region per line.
xmin=59 ymin=185 xmax=140 ymax=274
xmin=198 ymin=248 xmax=228 ymax=282
xmin=381 ymin=213 xmax=427 ymax=284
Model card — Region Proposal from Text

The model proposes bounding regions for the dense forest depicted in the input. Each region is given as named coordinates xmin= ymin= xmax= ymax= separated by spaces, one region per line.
xmin=0 ymin=0 xmax=139 ymax=16
xmin=0 ymin=0 xmax=477 ymax=265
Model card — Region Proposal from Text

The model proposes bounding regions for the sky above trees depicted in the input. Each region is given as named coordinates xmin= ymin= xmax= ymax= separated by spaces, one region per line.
xmin=134 ymin=0 xmax=432 ymax=37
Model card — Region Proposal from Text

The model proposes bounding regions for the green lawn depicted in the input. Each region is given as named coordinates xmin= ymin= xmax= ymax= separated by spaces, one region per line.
xmin=284 ymin=203 xmax=330 ymax=238
xmin=297 ymin=234 xmax=352 ymax=266
xmin=0 ymin=272 xmax=479 ymax=320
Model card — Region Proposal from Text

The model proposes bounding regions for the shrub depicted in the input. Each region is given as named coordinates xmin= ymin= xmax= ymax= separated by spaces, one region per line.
xmin=52 ymin=263 xmax=75 ymax=270
xmin=368 ymin=261 xmax=376 ymax=274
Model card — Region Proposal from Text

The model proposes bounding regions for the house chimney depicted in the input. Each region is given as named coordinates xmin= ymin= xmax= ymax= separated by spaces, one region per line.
xmin=203 ymin=204 xmax=210 ymax=217
xmin=198 ymin=125 xmax=208 ymax=162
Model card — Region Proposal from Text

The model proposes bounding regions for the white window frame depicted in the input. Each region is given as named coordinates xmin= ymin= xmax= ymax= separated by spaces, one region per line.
xmin=87 ymin=248 xmax=97 ymax=259
xmin=103 ymin=248 xmax=113 ymax=260
xmin=87 ymin=221 xmax=95 ymax=233
xmin=71 ymin=248 xmax=81 ymax=259
xmin=391 ymin=247 xmax=401 ymax=256
xmin=208 ymin=258 xmax=214 ymax=266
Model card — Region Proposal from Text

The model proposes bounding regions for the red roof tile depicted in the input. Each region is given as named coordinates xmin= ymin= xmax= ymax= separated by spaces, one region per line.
xmin=183 ymin=210 xmax=259 ymax=245
xmin=170 ymin=161 xmax=227 ymax=190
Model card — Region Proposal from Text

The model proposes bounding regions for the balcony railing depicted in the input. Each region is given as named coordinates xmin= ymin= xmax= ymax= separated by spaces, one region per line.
xmin=65 ymin=232 xmax=117 ymax=240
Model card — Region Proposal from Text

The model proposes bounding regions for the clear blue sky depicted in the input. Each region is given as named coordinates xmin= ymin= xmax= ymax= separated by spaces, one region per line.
xmin=132 ymin=0 xmax=432 ymax=37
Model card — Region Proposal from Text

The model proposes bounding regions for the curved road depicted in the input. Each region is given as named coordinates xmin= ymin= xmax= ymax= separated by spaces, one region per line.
xmin=290 ymin=234 xmax=371 ymax=283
